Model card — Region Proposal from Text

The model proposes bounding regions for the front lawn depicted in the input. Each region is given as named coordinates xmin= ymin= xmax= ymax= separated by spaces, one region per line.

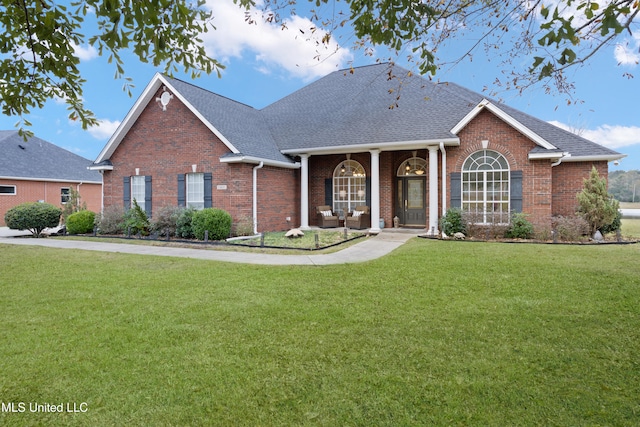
xmin=1 ymin=240 xmax=639 ymax=426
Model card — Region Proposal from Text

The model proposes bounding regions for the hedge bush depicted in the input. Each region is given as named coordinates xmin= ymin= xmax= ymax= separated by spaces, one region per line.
xmin=440 ymin=208 xmax=466 ymax=236
xmin=176 ymin=207 xmax=197 ymax=239
xmin=505 ymin=212 xmax=534 ymax=239
xmin=66 ymin=210 xmax=96 ymax=234
xmin=97 ymin=205 xmax=125 ymax=235
xmin=151 ymin=206 xmax=185 ymax=237
xmin=191 ymin=208 xmax=232 ymax=240
xmin=4 ymin=202 xmax=61 ymax=237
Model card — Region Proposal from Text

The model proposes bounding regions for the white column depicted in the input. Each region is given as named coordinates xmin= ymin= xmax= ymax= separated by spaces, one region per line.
xmin=428 ymin=146 xmax=439 ymax=236
xmin=369 ymin=149 xmax=381 ymax=233
xmin=300 ymin=154 xmax=310 ymax=230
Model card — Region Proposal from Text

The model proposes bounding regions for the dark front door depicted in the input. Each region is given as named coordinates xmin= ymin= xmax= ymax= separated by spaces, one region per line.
xmin=396 ymin=177 xmax=426 ymax=226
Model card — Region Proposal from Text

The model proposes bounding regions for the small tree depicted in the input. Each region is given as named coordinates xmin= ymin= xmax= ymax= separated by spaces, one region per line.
xmin=577 ymin=166 xmax=620 ymax=236
xmin=123 ymin=199 xmax=150 ymax=236
xmin=61 ymin=187 xmax=87 ymax=223
xmin=4 ymin=202 xmax=61 ymax=237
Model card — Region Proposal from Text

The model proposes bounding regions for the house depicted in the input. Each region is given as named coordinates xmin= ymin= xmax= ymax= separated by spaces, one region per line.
xmin=90 ymin=63 xmax=624 ymax=235
xmin=0 ymin=131 xmax=102 ymax=226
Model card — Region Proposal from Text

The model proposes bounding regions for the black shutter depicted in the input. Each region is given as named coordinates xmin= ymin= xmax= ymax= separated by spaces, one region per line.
xmin=123 ymin=176 xmax=131 ymax=210
xmin=450 ymin=172 xmax=461 ymax=208
xmin=144 ymin=176 xmax=152 ymax=217
xmin=177 ymin=174 xmax=186 ymax=207
xmin=204 ymin=173 xmax=213 ymax=208
xmin=510 ymin=170 xmax=523 ymax=213
xmin=365 ymin=177 xmax=371 ymax=207
xmin=324 ymin=178 xmax=332 ymax=206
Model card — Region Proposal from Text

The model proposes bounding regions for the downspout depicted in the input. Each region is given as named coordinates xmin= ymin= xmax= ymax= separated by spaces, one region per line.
xmin=551 ymin=152 xmax=569 ymax=167
xmin=253 ymin=162 xmax=264 ymax=234
xmin=440 ymin=143 xmax=447 ymax=217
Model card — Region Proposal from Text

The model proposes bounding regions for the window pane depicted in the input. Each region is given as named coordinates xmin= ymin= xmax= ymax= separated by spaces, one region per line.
xmin=187 ymin=173 xmax=204 ymax=210
xmin=0 ymin=185 xmax=16 ymax=195
xmin=61 ymin=188 xmax=70 ymax=204
xmin=462 ymin=150 xmax=510 ymax=224
xmin=131 ymin=176 xmax=146 ymax=211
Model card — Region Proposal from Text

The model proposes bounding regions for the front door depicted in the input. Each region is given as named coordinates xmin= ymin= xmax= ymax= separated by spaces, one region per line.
xmin=396 ymin=177 xmax=426 ymax=226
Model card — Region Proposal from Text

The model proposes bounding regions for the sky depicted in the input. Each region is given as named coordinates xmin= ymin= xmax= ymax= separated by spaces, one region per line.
xmin=1 ymin=0 xmax=639 ymax=171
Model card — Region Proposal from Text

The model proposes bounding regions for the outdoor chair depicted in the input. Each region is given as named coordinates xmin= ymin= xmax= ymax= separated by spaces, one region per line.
xmin=316 ymin=205 xmax=339 ymax=228
xmin=345 ymin=206 xmax=370 ymax=229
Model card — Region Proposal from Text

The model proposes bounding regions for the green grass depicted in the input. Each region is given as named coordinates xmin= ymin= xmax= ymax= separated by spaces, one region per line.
xmin=621 ymin=218 xmax=640 ymax=238
xmin=1 ymin=240 xmax=639 ymax=426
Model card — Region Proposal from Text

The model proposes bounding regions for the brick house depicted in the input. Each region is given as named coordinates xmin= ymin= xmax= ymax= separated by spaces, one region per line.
xmin=90 ymin=63 xmax=624 ymax=234
xmin=1 ymin=131 xmax=102 ymax=226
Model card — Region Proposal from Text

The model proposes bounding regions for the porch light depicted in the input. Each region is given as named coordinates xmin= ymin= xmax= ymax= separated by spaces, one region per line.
xmin=340 ymin=163 xmax=346 ymax=173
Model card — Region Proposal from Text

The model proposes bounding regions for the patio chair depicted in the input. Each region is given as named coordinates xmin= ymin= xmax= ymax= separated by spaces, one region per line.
xmin=316 ymin=205 xmax=339 ymax=228
xmin=345 ymin=206 xmax=370 ymax=229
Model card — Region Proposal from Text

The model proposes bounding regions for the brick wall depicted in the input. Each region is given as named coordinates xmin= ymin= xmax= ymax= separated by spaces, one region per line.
xmin=0 ymin=179 xmax=102 ymax=226
xmin=552 ymin=161 xmax=608 ymax=217
xmin=103 ymin=87 xmax=298 ymax=233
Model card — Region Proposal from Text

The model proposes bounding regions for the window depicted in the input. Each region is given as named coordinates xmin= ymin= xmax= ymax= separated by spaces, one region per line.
xmin=397 ymin=157 xmax=427 ymax=176
xmin=131 ymin=175 xmax=146 ymax=211
xmin=462 ymin=150 xmax=510 ymax=224
xmin=186 ymin=173 xmax=205 ymax=210
xmin=333 ymin=160 xmax=366 ymax=217
xmin=61 ymin=188 xmax=70 ymax=204
xmin=0 ymin=185 xmax=16 ymax=195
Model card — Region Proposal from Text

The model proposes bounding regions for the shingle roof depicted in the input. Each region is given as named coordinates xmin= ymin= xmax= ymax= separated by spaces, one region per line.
xmin=164 ymin=77 xmax=294 ymax=164
xmin=0 ymin=131 xmax=102 ymax=182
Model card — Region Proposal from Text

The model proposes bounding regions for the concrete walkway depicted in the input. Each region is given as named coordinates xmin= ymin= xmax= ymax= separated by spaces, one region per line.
xmin=0 ymin=227 xmax=424 ymax=265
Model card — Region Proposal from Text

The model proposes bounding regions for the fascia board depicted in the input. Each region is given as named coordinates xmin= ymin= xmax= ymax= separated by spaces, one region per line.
xmin=94 ymin=74 xmax=240 ymax=164
xmin=87 ymin=164 xmax=114 ymax=171
xmin=528 ymin=152 xmax=566 ymax=160
xmin=560 ymin=153 xmax=627 ymax=162
xmin=95 ymin=73 xmax=165 ymax=163
xmin=0 ymin=176 xmax=102 ymax=184
xmin=451 ymin=99 xmax=558 ymax=150
xmin=220 ymin=155 xmax=300 ymax=169
xmin=280 ymin=138 xmax=460 ymax=156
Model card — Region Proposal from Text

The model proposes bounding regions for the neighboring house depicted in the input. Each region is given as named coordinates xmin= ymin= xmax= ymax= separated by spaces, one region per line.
xmin=1 ymin=131 xmax=102 ymax=226
xmin=91 ymin=63 xmax=624 ymax=234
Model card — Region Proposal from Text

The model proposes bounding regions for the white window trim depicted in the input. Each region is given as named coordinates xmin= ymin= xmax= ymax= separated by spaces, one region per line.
xmin=0 ymin=185 xmax=17 ymax=195
xmin=131 ymin=175 xmax=146 ymax=211
xmin=462 ymin=150 xmax=511 ymax=225
xmin=186 ymin=173 xmax=205 ymax=210
xmin=333 ymin=160 xmax=366 ymax=218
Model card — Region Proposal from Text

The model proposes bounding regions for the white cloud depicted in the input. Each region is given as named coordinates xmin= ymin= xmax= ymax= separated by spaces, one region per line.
xmin=72 ymin=42 xmax=98 ymax=61
xmin=86 ymin=119 xmax=121 ymax=140
xmin=203 ymin=0 xmax=352 ymax=80
xmin=549 ymin=120 xmax=640 ymax=149
xmin=615 ymin=33 xmax=640 ymax=66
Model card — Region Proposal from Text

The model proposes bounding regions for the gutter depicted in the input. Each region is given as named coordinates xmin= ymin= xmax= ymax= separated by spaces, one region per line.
xmin=280 ymin=138 xmax=460 ymax=156
xmin=220 ymin=155 xmax=300 ymax=169
xmin=253 ymin=161 xmax=264 ymax=234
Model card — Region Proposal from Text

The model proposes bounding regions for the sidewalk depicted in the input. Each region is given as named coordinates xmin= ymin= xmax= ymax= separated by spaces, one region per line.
xmin=0 ymin=227 xmax=424 ymax=265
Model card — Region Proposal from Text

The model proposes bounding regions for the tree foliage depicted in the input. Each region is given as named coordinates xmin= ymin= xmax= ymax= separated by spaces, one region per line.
xmin=577 ymin=166 xmax=620 ymax=235
xmin=4 ymin=202 xmax=61 ymax=237
xmin=0 ymin=0 xmax=240 ymax=135
xmin=608 ymin=169 xmax=640 ymax=202
xmin=260 ymin=0 xmax=638 ymax=96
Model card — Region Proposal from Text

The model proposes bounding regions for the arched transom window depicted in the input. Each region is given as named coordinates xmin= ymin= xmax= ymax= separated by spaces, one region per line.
xmin=462 ymin=150 xmax=510 ymax=224
xmin=397 ymin=157 xmax=427 ymax=176
xmin=333 ymin=160 xmax=366 ymax=217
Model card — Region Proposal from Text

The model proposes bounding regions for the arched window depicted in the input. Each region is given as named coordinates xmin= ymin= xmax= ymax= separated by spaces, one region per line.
xmin=462 ymin=150 xmax=510 ymax=224
xmin=397 ymin=157 xmax=427 ymax=176
xmin=334 ymin=160 xmax=366 ymax=217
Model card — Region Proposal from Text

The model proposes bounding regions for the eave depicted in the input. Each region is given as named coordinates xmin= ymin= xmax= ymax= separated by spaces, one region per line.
xmin=280 ymin=138 xmax=460 ymax=156
xmin=220 ymin=154 xmax=300 ymax=169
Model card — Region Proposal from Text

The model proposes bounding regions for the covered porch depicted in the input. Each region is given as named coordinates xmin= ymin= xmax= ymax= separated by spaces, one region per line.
xmin=292 ymin=143 xmax=456 ymax=235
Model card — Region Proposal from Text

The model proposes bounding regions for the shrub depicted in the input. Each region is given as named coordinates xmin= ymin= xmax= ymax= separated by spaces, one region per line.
xmin=98 ymin=205 xmax=125 ymax=235
xmin=123 ymin=199 xmax=150 ymax=236
xmin=505 ymin=212 xmax=534 ymax=239
xmin=66 ymin=210 xmax=96 ymax=234
xmin=600 ymin=209 xmax=622 ymax=234
xmin=191 ymin=208 xmax=232 ymax=240
xmin=577 ymin=166 xmax=620 ymax=235
xmin=151 ymin=206 xmax=185 ymax=237
xmin=440 ymin=208 xmax=466 ymax=236
xmin=233 ymin=215 xmax=254 ymax=237
xmin=60 ymin=187 xmax=87 ymax=223
xmin=176 ymin=207 xmax=197 ymax=239
xmin=552 ymin=215 xmax=590 ymax=242
xmin=4 ymin=202 xmax=61 ymax=238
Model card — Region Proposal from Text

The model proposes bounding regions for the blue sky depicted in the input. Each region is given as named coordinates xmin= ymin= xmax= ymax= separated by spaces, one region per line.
xmin=1 ymin=0 xmax=639 ymax=171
